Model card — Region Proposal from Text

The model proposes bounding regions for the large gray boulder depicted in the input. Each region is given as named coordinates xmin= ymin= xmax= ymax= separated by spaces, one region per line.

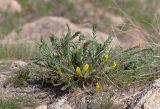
xmin=127 ymin=79 xmax=160 ymax=109
xmin=0 ymin=0 xmax=21 ymax=13
xmin=0 ymin=16 xmax=148 ymax=47
xmin=0 ymin=16 xmax=116 ymax=45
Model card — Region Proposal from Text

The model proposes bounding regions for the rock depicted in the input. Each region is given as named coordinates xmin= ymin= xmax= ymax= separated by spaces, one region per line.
xmin=116 ymin=26 xmax=148 ymax=47
xmin=69 ymin=0 xmax=124 ymax=26
xmin=10 ymin=60 xmax=27 ymax=70
xmin=128 ymin=78 xmax=160 ymax=109
xmin=0 ymin=0 xmax=21 ymax=13
xmin=0 ymin=16 xmax=118 ymax=48
xmin=0 ymin=60 xmax=27 ymax=72
xmin=71 ymin=0 xmax=148 ymax=47
xmin=49 ymin=96 xmax=73 ymax=109
xmin=60 ymin=104 xmax=72 ymax=109
xmin=0 ymin=16 xmax=147 ymax=47
xmin=104 ymin=12 xmax=124 ymax=26
xmin=35 ymin=105 xmax=47 ymax=109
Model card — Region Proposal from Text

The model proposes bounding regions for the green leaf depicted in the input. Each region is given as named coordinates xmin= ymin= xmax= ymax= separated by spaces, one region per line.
xmin=92 ymin=24 xmax=97 ymax=39
xmin=79 ymin=34 xmax=86 ymax=41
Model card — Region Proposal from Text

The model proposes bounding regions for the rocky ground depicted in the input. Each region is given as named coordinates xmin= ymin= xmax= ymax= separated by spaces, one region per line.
xmin=0 ymin=60 xmax=160 ymax=109
xmin=0 ymin=0 xmax=160 ymax=109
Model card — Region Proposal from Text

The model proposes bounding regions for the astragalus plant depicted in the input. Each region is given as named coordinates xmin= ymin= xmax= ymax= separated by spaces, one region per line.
xmin=32 ymin=25 xmax=156 ymax=91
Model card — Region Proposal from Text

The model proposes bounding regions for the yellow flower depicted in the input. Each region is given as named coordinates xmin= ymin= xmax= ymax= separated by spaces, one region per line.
xmin=76 ymin=66 xmax=81 ymax=75
xmin=112 ymin=61 xmax=117 ymax=68
xmin=102 ymin=52 xmax=109 ymax=61
xmin=76 ymin=43 xmax=81 ymax=49
xmin=95 ymin=82 xmax=101 ymax=90
xmin=83 ymin=64 xmax=89 ymax=72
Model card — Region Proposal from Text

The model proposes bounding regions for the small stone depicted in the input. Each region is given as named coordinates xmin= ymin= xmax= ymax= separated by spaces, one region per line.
xmin=35 ymin=105 xmax=47 ymax=109
xmin=61 ymin=104 xmax=72 ymax=109
xmin=11 ymin=60 xmax=27 ymax=69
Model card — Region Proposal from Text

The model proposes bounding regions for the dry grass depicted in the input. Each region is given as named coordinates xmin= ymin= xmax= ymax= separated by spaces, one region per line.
xmin=0 ymin=44 xmax=38 ymax=59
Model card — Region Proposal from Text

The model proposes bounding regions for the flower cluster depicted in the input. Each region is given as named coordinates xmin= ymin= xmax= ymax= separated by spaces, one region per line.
xmin=74 ymin=50 xmax=117 ymax=90
xmin=76 ymin=64 xmax=89 ymax=75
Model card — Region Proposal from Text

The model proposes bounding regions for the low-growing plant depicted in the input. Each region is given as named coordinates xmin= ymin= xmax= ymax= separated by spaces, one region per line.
xmin=0 ymin=100 xmax=17 ymax=109
xmin=32 ymin=25 xmax=156 ymax=91
xmin=0 ymin=96 xmax=34 ymax=109
xmin=92 ymin=94 xmax=113 ymax=109
xmin=9 ymin=67 xmax=30 ymax=87
xmin=91 ymin=93 xmax=122 ymax=109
